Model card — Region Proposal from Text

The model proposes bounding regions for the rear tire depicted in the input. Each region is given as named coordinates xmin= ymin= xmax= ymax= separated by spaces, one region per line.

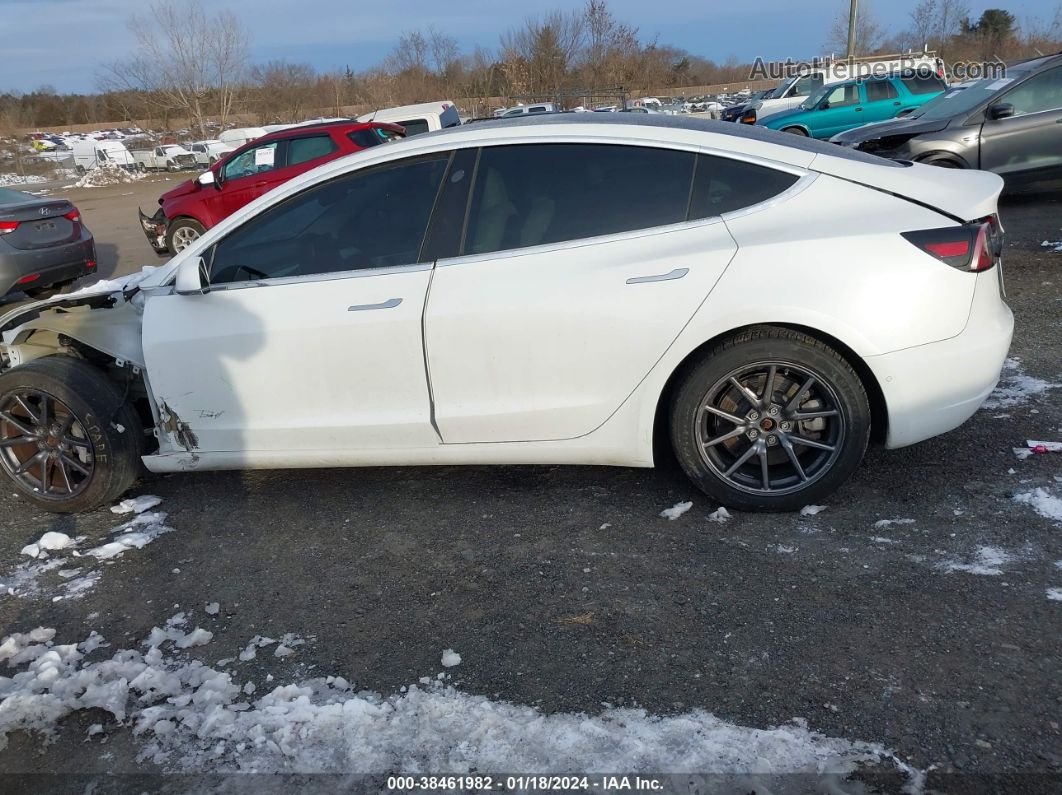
xmin=0 ymin=356 xmax=142 ymax=513
xmin=669 ymin=326 xmax=871 ymax=512
xmin=782 ymin=126 xmax=808 ymax=136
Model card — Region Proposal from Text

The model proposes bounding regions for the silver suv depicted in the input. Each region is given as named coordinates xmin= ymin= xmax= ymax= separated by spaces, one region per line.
xmin=831 ymin=53 xmax=1062 ymax=192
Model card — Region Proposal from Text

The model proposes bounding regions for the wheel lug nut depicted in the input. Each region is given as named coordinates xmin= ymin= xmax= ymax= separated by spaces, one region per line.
xmin=766 ymin=435 xmax=778 ymax=447
xmin=768 ymin=406 xmax=779 ymax=417
xmin=748 ymin=411 xmax=760 ymax=421
xmin=748 ymin=429 xmax=759 ymax=440
xmin=780 ymin=421 xmax=792 ymax=432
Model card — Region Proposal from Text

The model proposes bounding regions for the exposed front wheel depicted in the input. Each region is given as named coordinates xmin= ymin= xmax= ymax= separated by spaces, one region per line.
xmin=0 ymin=357 xmax=142 ymax=513
xmin=782 ymin=126 xmax=808 ymax=136
xmin=165 ymin=218 xmax=206 ymax=254
xmin=670 ymin=327 xmax=870 ymax=512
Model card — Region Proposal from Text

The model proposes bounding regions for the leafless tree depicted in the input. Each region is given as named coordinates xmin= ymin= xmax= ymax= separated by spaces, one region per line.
xmin=100 ymin=0 xmax=248 ymax=136
xmin=910 ymin=0 xmax=938 ymax=49
xmin=251 ymin=61 xmax=317 ymax=123
xmin=825 ymin=0 xmax=885 ymax=55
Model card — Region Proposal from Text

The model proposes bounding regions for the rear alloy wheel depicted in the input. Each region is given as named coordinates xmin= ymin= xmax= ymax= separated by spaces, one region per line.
xmin=670 ymin=327 xmax=870 ymax=512
xmin=166 ymin=218 xmax=206 ymax=254
xmin=0 ymin=357 xmax=142 ymax=513
xmin=782 ymin=126 xmax=808 ymax=136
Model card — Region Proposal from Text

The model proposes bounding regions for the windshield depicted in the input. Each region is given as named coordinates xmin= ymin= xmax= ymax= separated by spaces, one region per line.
xmin=911 ymin=71 xmax=1033 ymax=120
xmin=801 ymin=84 xmax=833 ymax=110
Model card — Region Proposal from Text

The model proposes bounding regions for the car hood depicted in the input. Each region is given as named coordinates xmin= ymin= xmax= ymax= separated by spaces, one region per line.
xmin=831 ymin=115 xmax=951 ymax=144
xmin=159 ymin=178 xmax=200 ymax=203
xmin=761 ymin=106 xmax=811 ymax=127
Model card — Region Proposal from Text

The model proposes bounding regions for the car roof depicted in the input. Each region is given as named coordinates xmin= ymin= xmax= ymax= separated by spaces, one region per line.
xmin=413 ymin=112 xmax=898 ymax=167
xmin=257 ymin=119 xmax=403 ymax=143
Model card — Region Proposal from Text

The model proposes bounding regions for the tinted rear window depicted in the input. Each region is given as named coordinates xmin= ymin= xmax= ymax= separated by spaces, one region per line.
xmin=287 ymin=135 xmax=338 ymax=166
xmin=688 ymin=154 xmax=799 ymax=219
xmin=397 ymin=119 xmax=430 ymax=136
xmin=347 ymin=127 xmax=403 ymax=148
xmin=463 ymin=143 xmax=695 ymax=256
xmin=866 ymin=80 xmax=899 ymax=101
xmin=901 ymin=75 xmax=947 ymax=95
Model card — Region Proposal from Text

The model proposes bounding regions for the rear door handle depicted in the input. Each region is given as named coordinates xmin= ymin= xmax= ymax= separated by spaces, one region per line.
xmin=626 ymin=268 xmax=688 ymax=285
xmin=348 ymin=298 xmax=402 ymax=311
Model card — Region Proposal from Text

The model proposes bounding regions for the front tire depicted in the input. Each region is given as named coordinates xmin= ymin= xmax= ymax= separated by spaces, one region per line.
xmin=0 ymin=357 xmax=142 ymax=513
xmin=670 ymin=327 xmax=870 ymax=512
xmin=782 ymin=126 xmax=808 ymax=136
xmin=165 ymin=218 xmax=206 ymax=254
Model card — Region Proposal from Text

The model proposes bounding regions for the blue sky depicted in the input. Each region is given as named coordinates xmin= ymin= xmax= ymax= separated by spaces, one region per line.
xmin=2 ymin=0 xmax=1058 ymax=93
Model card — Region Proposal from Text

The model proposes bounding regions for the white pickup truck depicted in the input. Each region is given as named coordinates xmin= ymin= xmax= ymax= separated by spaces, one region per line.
xmin=187 ymin=140 xmax=234 ymax=167
xmin=130 ymin=144 xmax=198 ymax=172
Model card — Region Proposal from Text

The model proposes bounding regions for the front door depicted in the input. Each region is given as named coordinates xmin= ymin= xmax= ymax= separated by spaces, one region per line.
xmin=979 ymin=66 xmax=1062 ymax=187
xmin=143 ymin=152 xmax=451 ymax=454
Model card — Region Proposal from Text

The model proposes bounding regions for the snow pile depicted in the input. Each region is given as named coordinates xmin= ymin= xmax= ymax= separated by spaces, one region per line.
xmin=873 ymin=519 xmax=915 ymax=529
xmin=707 ymin=507 xmax=731 ymax=523
xmin=0 ymin=622 xmax=908 ymax=781
xmin=70 ymin=164 xmax=143 ymax=189
xmin=1013 ymin=488 xmax=1062 ymax=523
xmin=440 ymin=649 xmax=461 ymax=668
xmin=800 ymin=505 xmax=827 ymax=516
xmin=936 ymin=546 xmax=1014 ymax=576
xmin=660 ymin=501 xmax=693 ymax=520
xmin=1047 ymin=588 xmax=1062 ymax=602
xmin=0 ymin=497 xmax=173 ymax=600
xmin=981 ymin=358 xmax=1059 ymax=409
xmin=0 ymin=174 xmax=49 ymax=187
xmin=1041 ymin=240 xmax=1062 ymax=253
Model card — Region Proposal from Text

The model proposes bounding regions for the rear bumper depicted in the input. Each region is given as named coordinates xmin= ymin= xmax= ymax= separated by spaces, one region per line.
xmin=867 ymin=268 xmax=1014 ymax=449
xmin=0 ymin=228 xmax=96 ymax=297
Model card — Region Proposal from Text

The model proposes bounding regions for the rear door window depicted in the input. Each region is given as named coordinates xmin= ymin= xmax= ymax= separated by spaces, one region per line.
xmin=286 ymin=135 xmax=338 ymax=167
xmin=463 ymin=144 xmax=695 ymax=256
xmin=866 ymin=80 xmax=899 ymax=102
xmin=688 ymin=154 xmax=800 ymax=219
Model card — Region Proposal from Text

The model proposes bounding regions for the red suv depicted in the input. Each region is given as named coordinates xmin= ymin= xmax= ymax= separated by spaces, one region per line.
xmin=139 ymin=120 xmax=405 ymax=254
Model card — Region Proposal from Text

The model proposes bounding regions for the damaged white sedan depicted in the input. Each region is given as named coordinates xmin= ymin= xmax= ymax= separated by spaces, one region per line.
xmin=0 ymin=115 xmax=1013 ymax=513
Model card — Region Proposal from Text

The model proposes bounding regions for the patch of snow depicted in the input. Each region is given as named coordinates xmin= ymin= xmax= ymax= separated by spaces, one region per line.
xmin=1040 ymin=240 xmax=1062 ymax=253
xmin=1047 ymin=588 xmax=1062 ymax=602
xmin=205 ymin=602 xmax=220 ymax=616
xmin=59 ymin=265 xmax=158 ymax=301
xmin=775 ymin=545 xmax=797 ymax=554
xmin=708 ymin=507 xmax=731 ymax=523
xmin=0 ymin=174 xmax=49 ymax=187
xmin=441 ymin=649 xmax=462 ymax=668
xmin=800 ymin=505 xmax=826 ymax=516
xmin=981 ymin=358 xmax=1059 ymax=409
xmin=0 ymin=623 xmax=912 ymax=782
xmin=1013 ymin=488 xmax=1062 ymax=523
xmin=110 ymin=495 xmax=163 ymax=515
xmin=873 ymin=519 xmax=915 ymax=529
xmin=870 ymin=537 xmax=899 ymax=545
xmin=69 ymin=163 xmax=143 ymax=189
xmin=660 ymin=501 xmax=693 ymax=520
xmin=936 ymin=546 xmax=1014 ymax=576
xmin=85 ymin=512 xmax=174 ymax=560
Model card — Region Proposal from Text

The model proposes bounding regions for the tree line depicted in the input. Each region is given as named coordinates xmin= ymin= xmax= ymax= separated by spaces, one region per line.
xmin=2 ymin=0 xmax=1060 ymax=135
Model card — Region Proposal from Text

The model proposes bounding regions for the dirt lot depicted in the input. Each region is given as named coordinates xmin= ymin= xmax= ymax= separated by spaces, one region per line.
xmin=0 ymin=176 xmax=1060 ymax=793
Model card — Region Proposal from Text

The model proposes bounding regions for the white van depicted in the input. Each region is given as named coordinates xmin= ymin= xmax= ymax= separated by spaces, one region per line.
xmin=497 ymin=102 xmax=556 ymax=118
xmin=218 ymin=127 xmax=269 ymax=148
xmin=70 ymin=140 xmax=136 ymax=173
xmin=357 ymin=102 xmax=461 ymax=135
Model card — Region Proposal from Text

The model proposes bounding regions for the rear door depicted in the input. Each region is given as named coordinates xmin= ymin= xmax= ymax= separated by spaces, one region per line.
xmin=979 ymin=66 xmax=1062 ymax=187
xmin=423 ymin=144 xmax=765 ymax=444
xmin=862 ymin=78 xmax=902 ymax=124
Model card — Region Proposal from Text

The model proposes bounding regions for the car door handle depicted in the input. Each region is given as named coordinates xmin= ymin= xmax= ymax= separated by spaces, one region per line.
xmin=893 ymin=101 xmax=902 ymax=106
xmin=854 ymin=107 xmax=863 ymax=112
xmin=626 ymin=268 xmax=688 ymax=285
xmin=348 ymin=298 xmax=402 ymax=311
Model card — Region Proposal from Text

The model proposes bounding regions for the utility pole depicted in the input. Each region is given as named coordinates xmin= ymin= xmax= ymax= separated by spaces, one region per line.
xmin=846 ymin=0 xmax=859 ymax=60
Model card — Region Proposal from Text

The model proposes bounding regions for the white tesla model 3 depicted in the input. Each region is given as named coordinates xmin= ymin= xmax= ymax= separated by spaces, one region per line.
xmin=0 ymin=115 xmax=1013 ymax=513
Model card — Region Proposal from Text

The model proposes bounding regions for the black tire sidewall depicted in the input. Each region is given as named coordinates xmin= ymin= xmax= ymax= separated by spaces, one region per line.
xmin=670 ymin=330 xmax=870 ymax=512
xmin=0 ymin=357 xmax=141 ymax=513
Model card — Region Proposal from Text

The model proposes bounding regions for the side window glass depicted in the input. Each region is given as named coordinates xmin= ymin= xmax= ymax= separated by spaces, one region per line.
xmin=688 ymin=154 xmax=800 ymax=219
xmin=397 ymin=119 xmax=430 ymax=136
xmin=1000 ymin=67 xmax=1062 ymax=116
xmin=463 ymin=144 xmax=695 ymax=256
xmin=866 ymin=80 xmax=898 ymax=102
xmin=901 ymin=75 xmax=945 ymax=95
xmin=825 ymin=84 xmax=859 ymax=108
xmin=287 ymin=135 xmax=338 ymax=166
xmin=223 ymin=142 xmax=278 ymax=181
xmin=209 ymin=155 xmax=449 ymax=285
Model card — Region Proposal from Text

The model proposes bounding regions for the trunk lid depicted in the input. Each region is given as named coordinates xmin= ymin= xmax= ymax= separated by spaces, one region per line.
xmin=0 ymin=195 xmax=79 ymax=251
xmin=808 ymin=153 xmax=1003 ymax=221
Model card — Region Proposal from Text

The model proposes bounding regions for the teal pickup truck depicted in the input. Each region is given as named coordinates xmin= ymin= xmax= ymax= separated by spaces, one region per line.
xmin=760 ymin=73 xmax=947 ymax=139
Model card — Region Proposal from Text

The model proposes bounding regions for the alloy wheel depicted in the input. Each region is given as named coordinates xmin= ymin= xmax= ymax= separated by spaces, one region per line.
xmin=171 ymin=226 xmax=200 ymax=251
xmin=694 ymin=361 xmax=845 ymax=496
xmin=0 ymin=389 xmax=95 ymax=500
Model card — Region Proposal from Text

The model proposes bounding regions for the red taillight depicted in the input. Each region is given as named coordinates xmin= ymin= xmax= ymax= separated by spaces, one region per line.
xmin=64 ymin=208 xmax=81 ymax=223
xmin=0 ymin=220 xmax=18 ymax=235
xmin=86 ymin=260 xmax=97 ymax=269
xmin=902 ymin=222 xmax=997 ymax=272
xmin=16 ymin=273 xmax=40 ymax=285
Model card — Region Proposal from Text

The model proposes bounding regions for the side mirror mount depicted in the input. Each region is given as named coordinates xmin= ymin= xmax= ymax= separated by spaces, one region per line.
xmin=988 ymin=103 xmax=1015 ymax=120
xmin=175 ymin=255 xmax=209 ymax=295
xmin=819 ymin=100 xmax=831 ymax=110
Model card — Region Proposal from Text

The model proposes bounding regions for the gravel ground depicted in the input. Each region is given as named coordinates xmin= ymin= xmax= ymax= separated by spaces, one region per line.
xmin=0 ymin=180 xmax=1060 ymax=793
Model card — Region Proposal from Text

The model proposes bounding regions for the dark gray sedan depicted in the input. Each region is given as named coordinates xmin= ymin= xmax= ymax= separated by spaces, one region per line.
xmin=830 ymin=53 xmax=1062 ymax=193
xmin=0 ymin=188 xmax=96 ymax=299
